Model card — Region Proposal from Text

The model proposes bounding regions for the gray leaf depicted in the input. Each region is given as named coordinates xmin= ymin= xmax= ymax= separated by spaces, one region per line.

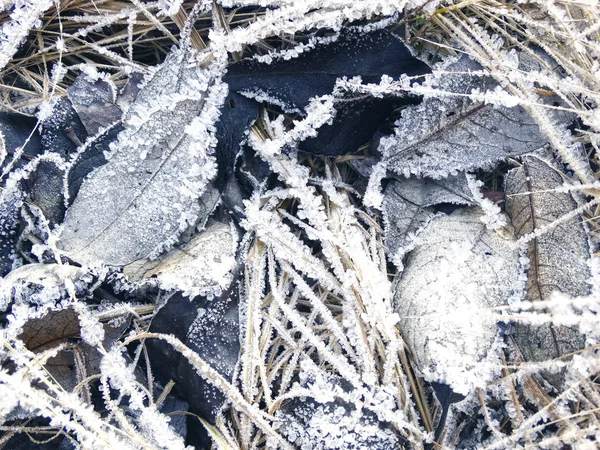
xmin=388 ymin=172 xmax=474 ymax=208
xmin=381 ymin=55 xmax=573 ymax=179
xmin=58 ymin=49 xmax=223 ymax=266
xmin=382 ymin=174 xmax=474 ymax=263
xmin=382 ymin=182 xmax=435 ymax=265
xmin=394 ymin=208 xmax=522 ymax=394
xmin=67 ymin=75 xmax=122 ymax=135
xmin=505 ymin=156 xmax=591 ymax=387
xmin=123 ymin=220 xmax=238 ymax=299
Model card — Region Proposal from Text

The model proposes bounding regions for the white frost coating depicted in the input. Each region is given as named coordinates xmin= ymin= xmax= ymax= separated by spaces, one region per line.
xmin=0 ymin=0 xmax=54 ymax=70
xmin=209 ymin=0 xmax=440 ymax=54
xmin=123 ymin=221 xmax=238 ymax=299
xmin=363 ymin=160 xmax=387 ymax=209
xmin=277 ymin=361 xmax=408 ymax=449
xmin=394 ymin=208 xmax=523 ymax=395
xmin=378 ymin=55 xmax=574 ymax=179
xmin=100 ymin=349 xmax=189 ymax=450
xmin=466 ymin=174 xmax=508 ymax=230
xmin=157 ymin=0 xmax=183 ymax=16
xmin=57 ymin=48 xmax=227 ymax=266
xmin=0 ymin=263 xmax=87 ymax=312
xmin=239 ymin=89 xmax=301 ymax=114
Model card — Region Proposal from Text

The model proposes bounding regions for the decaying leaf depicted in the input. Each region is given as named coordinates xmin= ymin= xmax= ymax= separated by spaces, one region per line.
xmin=67 ymin=74 xmax=122 ymax=135
xmin=505 ymin=155 xmax=591 ymax=387
xmin=15 ymin=305 xmax=129 ymax=392
xmin=383 ymin=175 xmax=474 ymax=264
xmin=380 ymin=55 xmax=574 ymax=179
xmin=19 ymin=306 xmax=80 ymax=352
xmin=394 ymin=208 xmax=523 ymax=395
xmin=225 ymin=28 xmax=430 ymax=156
xmin=57 ymin=48 xmax=226 ymax=266
xmin=123 ymin=220 xmax=238 ymax=299
xmin=0 ymin=263 xmax=88 ymax=311
xmin=147 ymin=270 xmax=241 ymax=425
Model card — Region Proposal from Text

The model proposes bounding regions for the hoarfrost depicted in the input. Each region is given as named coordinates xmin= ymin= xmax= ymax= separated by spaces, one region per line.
xmin=382 ymin=174 xmax=475 ymax=265
xmin=277 ymin=363 xmax=405 ymax=450
xmin=123 ymin=221 xmax=238 ymax=299
xmin=394 ymin=208 xmax=524 ymax=395
xmin=0 ymin=0 xmax=54 ymax=70
xmin=380 ymin=55 xmax=574 ymax=178
xmin=57 ymin=48 xmax=227 ymax=266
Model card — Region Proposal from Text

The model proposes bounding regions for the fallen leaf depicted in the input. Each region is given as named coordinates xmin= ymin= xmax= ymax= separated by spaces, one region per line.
xmin=147 ymin=269 xmax=241 ymax=424
xmin=383 ymin=174 xmax=474 ymax=263
xmin=57 ymin=48 xmax=225 ymax=266
xmin=381 ymin=55 xmax=574 ymax=178
xmin=123 ymin=221 xmax=238 ymax=299
xmin=505 ymin=155 xmax=591 ymax=388
xmin=0 ymin=263 xmax=87 ymax=311
xmin=225 ymin=28 xmax=430 ymax=156
xmin=20 ymin=306 xmax=80 ymax=352
xmin=26 ymin=159 xmax=66 ymax=226
xmin=0 ymin=111 xmax=42 ymax=174
xmin=67 ymin=75 xmax=122 ymax=135
xmin=0 ymin=184 xmax=22 ymax=277
xmin=40 ymin=97 xmax=87 ymax=157
xmin=277 ymin=367 xmax=405 ymax=450
xmin=65 ymin=124 xmax=121 ymax=204
xmin=394 ymin=208 xmax=523 ymax=395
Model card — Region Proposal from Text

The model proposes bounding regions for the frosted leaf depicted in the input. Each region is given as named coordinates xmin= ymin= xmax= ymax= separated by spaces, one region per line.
xmin=39 ymin=97 xmax=87 ymax=157
xmin=394 ymin=208 xmax=523 ymax=395
xmin=0 ymin=112 xmax=42 ymax=175
xmin=389 ymin=172 xmax=475 ymax=208
xmin=225 ymin=28 xmax=431 ymax=156
xmin=382 ymin=174 xmax=474 ymax=264
xmin=57 ymin=48 xmax=226 ymax=266
xmin=0 ymin=263 xmax=90 ymax=312
xmin=383 ymin=182 xmax=435 ymax=266
xmin=381 ymin=55 xmax=574 ymax=179
xmin=0 ymin=129 xmax=5 ymax=166
xmin=505 ymin=155 xmax=591 ymax=387
xmin=0 ymin=182 xmax=24 ymax=277
xmin=19 ymin=306 xmax=80 ymax=351
xmin=147 ymin=278 xmax=241 ymax=423
xmin=123 ymin=221 xmax=238 ymax=299
xmin=28 ymin=158 xmax=66 ymax=226
xmin=67 ymin=74 xmax=122 ymax=135
xmin=277 ymin=368 xmax=405 ymax=450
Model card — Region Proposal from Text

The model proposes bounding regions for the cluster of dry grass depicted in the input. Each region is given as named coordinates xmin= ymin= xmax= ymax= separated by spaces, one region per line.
xmin=1 ymin=1 xmax=600 ymax=449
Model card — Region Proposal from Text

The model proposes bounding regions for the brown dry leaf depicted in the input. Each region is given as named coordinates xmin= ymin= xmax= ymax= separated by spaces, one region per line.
xmin=20 ymin=307 xmax=80 ymax=352
xmin=505 ymin=155 xmax=592 ymax=388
